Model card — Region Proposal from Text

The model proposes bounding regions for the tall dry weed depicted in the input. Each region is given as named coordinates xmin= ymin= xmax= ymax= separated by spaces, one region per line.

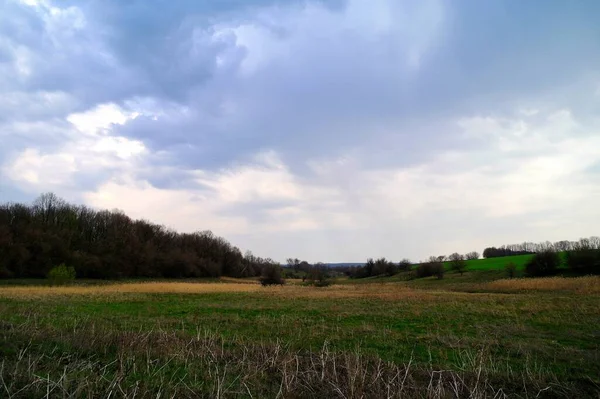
xmin=482 ymin=276 xmax=600 ymax=294
xmin=0 ymin=317 xmax=581 ymax=398
xmin=0 ymin=281 xmax=434 ymax=301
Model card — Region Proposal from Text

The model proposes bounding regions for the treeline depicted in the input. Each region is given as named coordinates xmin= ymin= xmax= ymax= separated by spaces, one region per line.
xmin=483 ymin=238 xmax=600 ymax=258
xmin=344 ymin=258 xmax=412 ymax=279
xmin=341 ymin=236 xmax=600 ymax=280
xmin=283 ymin=259 xmax=344 ymax=284
xmin=0 ymin=193 xmax=277 ymax=279
xmin=345 ymin=252 xmax=480 ymax=279
xmin=524 ymin=238 xmax=600 ymax=277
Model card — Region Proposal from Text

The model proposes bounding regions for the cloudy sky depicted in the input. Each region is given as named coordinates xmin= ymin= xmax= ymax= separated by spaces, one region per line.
xmin=1 ymin=0 xmax=599 ymax=262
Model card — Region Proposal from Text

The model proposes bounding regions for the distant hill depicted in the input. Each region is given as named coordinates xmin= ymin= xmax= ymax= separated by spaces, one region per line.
xmin=325 ymin=263 xmax=365 ymax=268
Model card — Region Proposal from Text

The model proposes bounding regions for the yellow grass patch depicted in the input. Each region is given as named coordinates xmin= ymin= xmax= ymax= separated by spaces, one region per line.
xmin=0 ymin=281 xmax=432 ymax=301
xmin=8 ymin=276 xmax=594 ymax=301
xmin=482 ymin=276 xmax=600 ymax=294
xmin=260 ymin=283 xmax=434 ymax=300
xmin=0 ymin=282 xmax=262 ymax=299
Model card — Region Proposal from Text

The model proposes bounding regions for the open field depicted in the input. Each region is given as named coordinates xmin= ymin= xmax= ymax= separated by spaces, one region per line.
xmin=445 ymin=255 xmax=535 ymax=271
xmin=1 ymin=276 xmax=599 ymax=398
xmin=439 ymin=253 xmax=574 ymax=273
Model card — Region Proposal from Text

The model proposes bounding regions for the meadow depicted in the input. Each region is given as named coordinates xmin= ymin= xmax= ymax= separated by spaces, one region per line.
xmin=0 ymin=273 xmax=599 ymax=398
xmin=443 ymin=254 xmax=535 ymax=271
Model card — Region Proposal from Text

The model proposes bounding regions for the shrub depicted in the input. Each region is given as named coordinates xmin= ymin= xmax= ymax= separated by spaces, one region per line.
xmin=505 ymin=262 xmax=517 ymax=278
xmin=305 ymin=265 xmax=332 ymax=287
xmin=415 ymin=261 xmax=444 ymax=279
xmin=259 ymin=264 xmax=285 ymax=286
xmin=435 ymin=264 xmax=445 ymax=279
xmin=0 ymin=266 xmax=13 ymax=279
xmin=352 ymin=258 xmax=397 ymax=279
xmin=398 ymin=259 xmax=412 ymax=272
xmin=373 ymin=258 xmax=397 ymax=276
xmin=449 ymin=253 xmax=467 ymax=275
xmin=384 ymin=261 xmax=397 ymax=276
xmin=283 ymin=270 xmax=302 ymax=279
xmin=524 ymin=250 xmax=560 ymax=277
xmin=566 ymin=248 xmax=600 ymax=275
xmin=47 ymin=264 xmax=76 ymax=284
xmin=198 ymin=258 xmax=222 ymax=278
xmin=313 ymin=279 xmax=332 ymax=287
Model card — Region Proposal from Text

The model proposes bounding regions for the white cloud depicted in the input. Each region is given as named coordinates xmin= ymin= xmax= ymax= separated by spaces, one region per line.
xmin=2 ymin=0 xmax=600 ymax=262
xmin=4 ymin=148 xmax=77 ymax=186
xmin=3 ymin=101 xmax=599 ymax=263
xmin=208 ymin=0 xmax=444 ymax=82
xmin=84 ymin=179 xmax=251 ymax=234
xmin=66 ymin=103 xmax=137 ymax=135
xmin=63 ymin=107 xmax=600 ymax=260
xmin=84 ymin=150 xmax=350 ymax=238
xmin=2 ymin=102 xmax=147 ymax=191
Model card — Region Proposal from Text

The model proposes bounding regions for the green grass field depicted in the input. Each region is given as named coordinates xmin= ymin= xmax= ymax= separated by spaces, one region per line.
xmin=0 ymin=273 xmax=598 ymax=398
xmin=445 ymin=254 xmax=535 ymax=271
xmin=441 ymin=253 xmax=573 ymax=272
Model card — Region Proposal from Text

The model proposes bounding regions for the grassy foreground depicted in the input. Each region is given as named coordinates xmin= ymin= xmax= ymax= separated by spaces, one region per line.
xmin=0 ymin=275 xmax=599 ymax=398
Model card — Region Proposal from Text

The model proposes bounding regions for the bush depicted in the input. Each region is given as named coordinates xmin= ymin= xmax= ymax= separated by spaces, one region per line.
xmin=47 ymin=264 xmax=76 ymax=284
xmin=524 ymin=250 xmax=560 ymax=277
xmin=313 ymin=279 xmax=332 ymax=287
xmin=305 ymin=266 xmax=332 ymax=287
xmin=0 ymin=266 xmax=13 ymax=279
xmin=352 ymin=258 xmax=397 ymax=279
xmin=384 ymin=262 xmax=397 ymax=276
xmin=283 ymin=270 xmax=302 ymax=279
xmin=449 ymin=253 xmax=467 ymax=275
xmin=566 ymin=248 xmax=600 ymax=275
xmin=505 ymin=262 xmax=517 ymax=278
xmin=198 ymin=258 xmax=222 ymax=278
xmin=259 ymin=264 xmax=285 ymax=286
xmin=398 ymin=259 xmax=412 ymax=272
xmin=436 ymin=264 xmax=445 ymax=279
xmin=415 ymin=261 xmax=444 ymax=279
xmin=372 ymin=258 xmax=397 ymax=276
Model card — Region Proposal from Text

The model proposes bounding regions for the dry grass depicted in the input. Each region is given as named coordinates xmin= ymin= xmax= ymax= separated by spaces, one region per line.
xmin=0 ymin=318 xmax=576 ymax=398
xmin=0 ymin=282 xmax=262 ymax=299
xmin=263 ymin=283 xmax=435 ymax=301
xmin=0 ymin=281 xmax=436 ymax=301
xmin=1 ymin=277 xmax=598 ymax=397
xmin=481 ymin=275 xmax=600 ymax=294
xmin=2 ymin=276 xmax=598 ymax=301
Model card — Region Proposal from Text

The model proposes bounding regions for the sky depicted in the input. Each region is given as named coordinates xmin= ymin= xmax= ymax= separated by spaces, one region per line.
xmin=1 ymin=0 xmax=599 ymax=263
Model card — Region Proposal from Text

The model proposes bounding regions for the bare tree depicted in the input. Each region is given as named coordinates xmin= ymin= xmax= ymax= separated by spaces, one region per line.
xmin=449 ymin=253 xmax=467 ymax=275
xmin=398 ymin=258 xmax=412 ymax=271
xmin=465 ymin=251 xmax=479 ymax=260
xmin=418 ymin=258 xmax=444 ymax=279
xmin=505 ymin=262 xmax=517 ymax=278
xmin=286 ymin=258 xmax=301 ymax=272
xmin=0 ymin=193 xmax=274 ymax=280
xmin=554 ymin=241 xmax=572 ymax=252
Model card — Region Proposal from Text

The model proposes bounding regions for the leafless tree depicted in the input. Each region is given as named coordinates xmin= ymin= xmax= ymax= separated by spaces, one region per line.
xmin=449 ymin=253 xmax=467 ymax=275
xmin=0 ymin=193 xmax=272 ymax=280
xmin=286 ymin=258 xmax=301 ymax=271
xmin=398 ymin=258 xmax=412 ymax=271
xmin=554 ymin=241 xmax=572 ymax=251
